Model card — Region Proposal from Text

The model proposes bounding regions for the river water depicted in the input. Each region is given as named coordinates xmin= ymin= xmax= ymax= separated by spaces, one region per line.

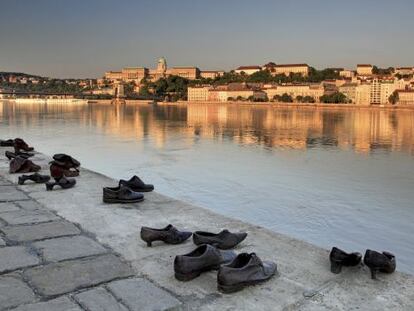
xmin=1 ymin=101 xmax=414 ymax=274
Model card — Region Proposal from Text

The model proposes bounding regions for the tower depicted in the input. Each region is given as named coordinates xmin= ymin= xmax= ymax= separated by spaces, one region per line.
xmin=157 ymin=57 xmax=167 ymax=74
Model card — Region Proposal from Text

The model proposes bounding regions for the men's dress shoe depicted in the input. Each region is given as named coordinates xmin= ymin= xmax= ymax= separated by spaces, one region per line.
xmin=193 ymin=229 xmax=247 ymax=249
xmin=329 ymin=247 xmax=362 ymax=274
xmin=18 ymin=173 xmax=51 ymax=185
xmin=13 ymin=138 xmax=34 ymax=152
xmin=217 ymin=253 xmax=277 ymax=293
xmin=0 ymin=139 xmax=14 ymax=147
xmin=140 ymin=224 xmax=192 ymax=246
xmin=119 ymin=175 xmax=154 ymax=192
xmin=46 ymin=176 xmax=76 ymax=191
xmin=9 ymin=156 xmax=41 ymax=174
xmin=174 ymin=244 xmax=236 ymax=281
xmin=5 ymin=151 xmax=34 ymax=160
xmin=103 ymin=185 xmax=144 ymax=203
xmin=363 ymin=250 xmax=396 ymax=279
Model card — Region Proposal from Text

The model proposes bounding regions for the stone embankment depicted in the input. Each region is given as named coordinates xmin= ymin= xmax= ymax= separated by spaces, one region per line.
xmin=0 ymin=150 xmax=413 ymax=310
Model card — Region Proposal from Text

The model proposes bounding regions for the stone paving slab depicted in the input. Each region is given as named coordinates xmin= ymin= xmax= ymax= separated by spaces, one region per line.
xmin=0 ymin=209 xmax=60 ymax=225
xmin=33 ymin=235 xmax=108 ymax=262
xmin=0 ymin=246 xmax=40 ymax=273
xmin=0 ymin=274 xmax=36 ymax=310
xmin=74 ymin=287 xmax=128 ymax=311
xmin=0 ymin=186 xmax=29 ymax=202
xmin=10 ymin=296 xmax=82 ymax=311
xmin=24 ymin=254 xmax=134 ymax=297
xmin=16 ymin=200 xmax=43 ymax=211
xmin=297 ymin=269 xmax=414 ymax=311
xmin=1 ymin=220 xmax=81 ymax=242
xmin=0 ymin=179 xmax=12 ymax=186
xmin=107 ymin=278 xmax=182 ymax=311
xmin=0 ymin=202 xmax=20 ymax=212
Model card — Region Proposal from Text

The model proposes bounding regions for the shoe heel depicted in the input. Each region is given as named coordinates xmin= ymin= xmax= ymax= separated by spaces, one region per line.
xmin=174 ymin=271 xmax=201 ymax=281
xmin=46 ymin=183 xmax=54 ymax=191
xmin=369 ymin=267 xmax=378 ymax=280
xmin=330 ymin=261 xmax=342 ymax=274
xmin=18 ymin=177 xmax=25 ymax=185
xmin=146 ymin=241 xmax=152 ymax=247
xmin=218 ymin=283 xmax=244 ymax=294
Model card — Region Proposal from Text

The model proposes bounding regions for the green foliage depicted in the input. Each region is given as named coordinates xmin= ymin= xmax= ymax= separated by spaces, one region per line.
xmin=388 ymin=91 xmax=399 ymax=105
xmin=246 ymin=70 xmax=273 ymax=83
xmin=372 ymin=66 xmax=394 ymax=75
xmin=320 ymin=92 xmax=348 ymax=103
xmin=139 ymin=75 xmax=189 ymax=100
xmin=274 ymin=93 xmax=293 ymax=103
xmin=296 ymin=95 xmax=315 ymax=103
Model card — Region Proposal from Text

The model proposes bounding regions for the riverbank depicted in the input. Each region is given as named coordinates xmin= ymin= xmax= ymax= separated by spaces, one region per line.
xmin=0 ymin=149 xmax=413 ymax=310
xmin=3 ymin=98 xmax=414 ymax=110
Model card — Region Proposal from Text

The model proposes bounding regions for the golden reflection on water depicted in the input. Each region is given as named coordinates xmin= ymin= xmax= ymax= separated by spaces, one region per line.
xmin=2 ymin=101 xmax=414 ymax=155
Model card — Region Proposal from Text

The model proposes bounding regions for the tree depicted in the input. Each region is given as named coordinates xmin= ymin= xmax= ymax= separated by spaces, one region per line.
xmin=373 ymin=66 xmax=394 ymax=75
xmin=296 ymin=95 xmax=303 ymax=102
xmin=320 ymin=92 xmax=347 ymax=103
xmin=246 ymin=70 xmax=273 ymax=83
xmin=388 ymin=91 xmax=399 ymax=105
xmin=303 ymin=96 xmax=315 ymax=103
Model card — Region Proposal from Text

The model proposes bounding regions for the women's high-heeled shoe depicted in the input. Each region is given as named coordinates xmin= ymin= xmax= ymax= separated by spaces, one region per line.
xmin=329 ymin=247 xmax=362 ymax=274
xmin=363 ymin=250 xmax=396 ymax=279
xmin=140 ymin=224 xmax=192 ymax=247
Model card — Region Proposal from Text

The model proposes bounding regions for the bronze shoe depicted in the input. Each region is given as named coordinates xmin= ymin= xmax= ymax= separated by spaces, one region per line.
xmin=363 ymin=250 xmax=396 ymax=279
xmin=218 ymin=253 xmax=277 ymax=293
xmin=193 ymin=229 xmax=247 ymax=249
xmin=174 ymin=244 xmax=236 ymax=281
xmin=140 ymin=224 xmax=192 ymax=246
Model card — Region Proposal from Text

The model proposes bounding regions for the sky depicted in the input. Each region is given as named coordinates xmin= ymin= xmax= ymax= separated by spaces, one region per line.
xmin=1 ymin=0 xmax=413 ymax=78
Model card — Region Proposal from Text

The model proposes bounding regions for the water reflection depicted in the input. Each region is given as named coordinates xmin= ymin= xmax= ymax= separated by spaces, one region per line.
xmin=2 ymin=101 xmax=414 ymax=156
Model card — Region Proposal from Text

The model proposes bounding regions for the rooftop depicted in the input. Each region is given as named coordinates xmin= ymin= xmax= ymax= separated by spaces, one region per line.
xmin=236 ymin=66 xmax=262 ymax=70
xmin=275 ymin=64 xmax=309 ymax=68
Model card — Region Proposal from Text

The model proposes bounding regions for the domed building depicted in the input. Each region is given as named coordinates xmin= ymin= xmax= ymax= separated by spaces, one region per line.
xmin=104 ymin=57 xmax=223 ymax=84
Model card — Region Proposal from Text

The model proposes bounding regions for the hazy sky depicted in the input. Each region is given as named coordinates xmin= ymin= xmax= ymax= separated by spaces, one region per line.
xmin=1 ymin=0 xmax=413 ymax=78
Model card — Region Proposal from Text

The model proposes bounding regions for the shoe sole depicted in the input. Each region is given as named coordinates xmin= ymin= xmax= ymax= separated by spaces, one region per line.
xmin=218 ymin=274 xmax=275 ymax=294
xmin=175 ymin=264 xmax=220 ymax=281
xmin=103 ymin=197 xmax=144 ymax=204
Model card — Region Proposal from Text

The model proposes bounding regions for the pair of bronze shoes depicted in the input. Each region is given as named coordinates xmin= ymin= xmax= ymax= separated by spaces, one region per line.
xmin=174 ymin=244 xmax=277 ymax=293
xmin=329 ymin=247 xmax=396 ymax=279
xmin=103 ymin=175 xmax=154 ymax=203
xmin=140 ymin=227 xmax=246 ymax=249
xmin=46 ymin=154 xmax=80 ymax=191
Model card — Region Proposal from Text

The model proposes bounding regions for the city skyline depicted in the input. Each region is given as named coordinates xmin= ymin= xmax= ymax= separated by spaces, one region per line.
xmin=1 ymin=0 xmax=414 ymax=78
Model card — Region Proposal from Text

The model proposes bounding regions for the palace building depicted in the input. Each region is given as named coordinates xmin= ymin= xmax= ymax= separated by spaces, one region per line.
xmin=356 ymin=64 xmax=373 ymax=76
xmin=104 ymin=58 xmax=221 ymax=84
xmin=274 ymin=64 xmax=309 ymax=76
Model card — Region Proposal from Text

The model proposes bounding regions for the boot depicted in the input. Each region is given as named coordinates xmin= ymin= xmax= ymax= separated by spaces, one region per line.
xmin=13 ymin=138 xmax=34 ymax=153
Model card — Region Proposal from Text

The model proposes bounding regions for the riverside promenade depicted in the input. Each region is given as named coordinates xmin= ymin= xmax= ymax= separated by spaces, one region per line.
xmin=0 ymin=150 xmax=413 ymax=310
